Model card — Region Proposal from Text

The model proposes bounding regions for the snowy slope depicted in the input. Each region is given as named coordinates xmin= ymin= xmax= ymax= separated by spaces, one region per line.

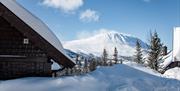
xmin=64 ymin=31 xmax=148 ymax=57
xmin=124 ymin=61 xmax=162 ymax=77
xmin=0 ymin=64 xmax=180 ymax=91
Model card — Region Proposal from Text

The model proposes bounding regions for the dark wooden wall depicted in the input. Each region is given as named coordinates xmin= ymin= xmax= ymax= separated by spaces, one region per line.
xmin=166 ymin=61 xmax=180 ymax=70
xmin=0 ymin=16 xmax=52 ymax=80
xmin=0 ymin=57 xmax=52 ymax=80
xmin=0 ymin=17 xmax=46 ymax=57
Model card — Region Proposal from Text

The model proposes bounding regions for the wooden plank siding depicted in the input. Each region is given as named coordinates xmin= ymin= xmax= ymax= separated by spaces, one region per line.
xmin=0 ymin=57 xmax=52 ymax=80
xmin=166 ymin=61 xmax=180 ymax=70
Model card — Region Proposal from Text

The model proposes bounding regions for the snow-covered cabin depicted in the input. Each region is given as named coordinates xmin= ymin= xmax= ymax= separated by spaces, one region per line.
xmin=165 ymin=27 xmax=180 ymax=70
xmin=173 ymin=27 xmax=180 ymax=62
xmin=0 ymin=0 xmax=75 ymax=80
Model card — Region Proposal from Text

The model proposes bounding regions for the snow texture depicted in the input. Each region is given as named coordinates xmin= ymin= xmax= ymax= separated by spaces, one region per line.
xmin=51 ymin=60 xmax=61 ymax=70
xmin=64 ymin=31 xmax=148 ymax=57
xmin=173 ymin=27 xmax=180 ymax=61
xmin=124 ymin=61 xmax=162 ymax=77
xmin=0 ymin=0 xmax=74 ymax=63
xmin=163 ymin=67 xmax=180 ymax=80
xmin=0 ymin=64 xmax=180 ymax=91
xmin=160 ymin=51 xmax=173 ymax=68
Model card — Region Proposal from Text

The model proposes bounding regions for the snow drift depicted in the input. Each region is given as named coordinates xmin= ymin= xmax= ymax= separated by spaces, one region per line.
xmin=0 ymin=64 xmax=180 ymax=91
xmin=163 ymin=67 xmax=180 ymax=80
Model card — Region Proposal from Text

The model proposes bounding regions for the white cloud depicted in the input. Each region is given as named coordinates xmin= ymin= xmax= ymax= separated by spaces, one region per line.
xmin=42 ymin=0 xmax=83 ymax=13
xmin=76 ymin=29 xmax=113 ymax=39
xmin=80 ymin=9 xmax=100 ymax=22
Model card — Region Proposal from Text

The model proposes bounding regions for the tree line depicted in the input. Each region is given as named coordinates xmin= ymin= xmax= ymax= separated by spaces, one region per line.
xmin=134 ymin=31 xmax=166 ymax=73
xmin=54 ymin=46 xmax=121 ymax=77
xmin=54 ymin=31 xmax=166 ymax=77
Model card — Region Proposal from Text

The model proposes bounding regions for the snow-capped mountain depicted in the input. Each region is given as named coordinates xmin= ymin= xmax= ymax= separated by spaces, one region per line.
xmin=64 ymin=31 xmax=148 ymax=57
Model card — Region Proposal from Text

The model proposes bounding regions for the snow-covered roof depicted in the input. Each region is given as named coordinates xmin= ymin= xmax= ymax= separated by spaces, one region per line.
xmin=160 ymin=51 xmax=173 ymax=68
xmin=160 ymin=27 xmax=180 ymax=68
xmin=173 ymin=27 xmax=180 ymax=61
xmin=0 ymin=0 xmax=74 ymax=64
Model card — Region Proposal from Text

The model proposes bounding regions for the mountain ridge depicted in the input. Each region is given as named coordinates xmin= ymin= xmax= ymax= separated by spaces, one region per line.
xmin=64 ymin=31 xmax=148 ymax=57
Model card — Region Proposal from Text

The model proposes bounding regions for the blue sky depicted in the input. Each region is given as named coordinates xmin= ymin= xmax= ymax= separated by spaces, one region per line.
xmin=17 ymin=0 xmax=180 ymax=50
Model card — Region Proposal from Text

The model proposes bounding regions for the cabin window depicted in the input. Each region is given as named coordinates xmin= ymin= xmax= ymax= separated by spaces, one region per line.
xmin=23 ymin=38 xmax=29 ymax=44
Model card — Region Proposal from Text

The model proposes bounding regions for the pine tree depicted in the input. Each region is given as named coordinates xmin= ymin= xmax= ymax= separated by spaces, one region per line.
xmin=75 ymin=54 xmax=79 ymax=65
xmin=89 ymin=58 xmax=97 ymax=71
xmin=148 ymin=31 xmax=162 ymax=71
xmin=84 ymin=58 xmax=89 ymax=73
xmin=84 ymin=58 xmax=88 ymax=68
xmin=75 ymin=54 xmax=82 ymax=70
xmin=102 ymin=49 xmax=108 ymax=66
xmin=113 ymin=47 xmax=118 ymax=64
xmin=79 ymin=58 xmax=82 ymax=67
xmin=134 ymin=40 xmax=143 ymax=64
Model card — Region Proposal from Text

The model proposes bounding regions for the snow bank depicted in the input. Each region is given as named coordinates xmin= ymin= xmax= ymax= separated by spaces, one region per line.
xmin=1 ymin=64 xmax=180 ymax=91
xmin=124 ymin=61 xmax=162 ymax=77
xmin=163 ymin=67 xmax=180 ymax=80
xmin=51 ymin=60 xmax=61 ymax=70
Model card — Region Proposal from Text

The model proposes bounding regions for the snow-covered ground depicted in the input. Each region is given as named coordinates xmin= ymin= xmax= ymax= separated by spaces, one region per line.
xmin=163 ymin=67 xmax=180 ymax=80
xmin=1 ymin=64 xmax=180 ymax=91
xmin=124 ymin=61 xmax=162 ymax=77
xmin=125 ymin=61 xmax=180 ymax=81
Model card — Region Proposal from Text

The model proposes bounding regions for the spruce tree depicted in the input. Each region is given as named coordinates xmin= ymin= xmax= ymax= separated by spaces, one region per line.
xmin=134 ymin=40 xmax=143 ymax=64
xmin=84 ymin=58 xmax=88 ymax=73
xmin=89 ymin=58 xmax=97 ymax=71
xmin=148 ymin=31 xmax=162 ymax=71
xmin=75 ymin=54 xmax=79 ymax=65
xmin=113 ymin=47 xmax=118 ymax=64
xmin=102 ymin=49 xmax=108 ymax=66
xmin=84 ymin=58 xmax=88 ymax=68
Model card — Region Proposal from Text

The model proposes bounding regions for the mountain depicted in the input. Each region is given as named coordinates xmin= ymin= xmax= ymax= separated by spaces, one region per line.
xmin=64 ymin=31 xmax=148 ymax=57
xmin=64 ymin=49 xmax=78 ymax=58
xmin=64 ymin=49 xmax=96 ymax=59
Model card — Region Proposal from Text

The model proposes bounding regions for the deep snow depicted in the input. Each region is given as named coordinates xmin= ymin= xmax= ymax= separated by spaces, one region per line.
xmin=1 ymin=64 xmax=180 ymax=91
xmin=164 ymin=67 xmax=180 ymax=80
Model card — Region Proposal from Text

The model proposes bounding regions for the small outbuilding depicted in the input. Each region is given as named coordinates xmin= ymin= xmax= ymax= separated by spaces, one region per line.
xmin=167 ymin=27 xmax=180 ymax=68
xmin=0 ymin=0 xmax=75 ymax=80
xmin=164 ymin=27 xmax=180 ymax=71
